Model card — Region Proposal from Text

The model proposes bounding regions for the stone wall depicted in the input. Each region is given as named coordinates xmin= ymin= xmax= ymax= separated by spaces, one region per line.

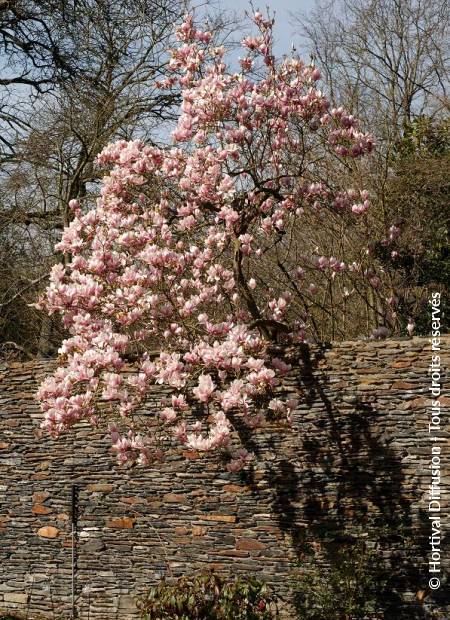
xmin=0 ymin=336 xmax=449 ymax=619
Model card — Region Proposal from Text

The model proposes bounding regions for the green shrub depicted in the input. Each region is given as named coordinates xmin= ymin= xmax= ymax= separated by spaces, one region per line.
xmin=137 ymin=571 xmax=278 ymax=620
xmin=292 ymin=542 xmax=388 ymax=620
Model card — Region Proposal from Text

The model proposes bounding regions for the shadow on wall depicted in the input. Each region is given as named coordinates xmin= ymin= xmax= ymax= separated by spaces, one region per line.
xmin=240 ymin=343 xmax=448 ymax=620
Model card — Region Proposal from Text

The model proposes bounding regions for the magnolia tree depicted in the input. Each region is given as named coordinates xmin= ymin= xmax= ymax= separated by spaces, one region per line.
xmin=36 ymin=13 xmax=375 ymax=470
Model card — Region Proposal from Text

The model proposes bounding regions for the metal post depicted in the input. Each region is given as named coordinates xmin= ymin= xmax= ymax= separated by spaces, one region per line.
xmin=70 ymin=485 xmax=78 ymax=620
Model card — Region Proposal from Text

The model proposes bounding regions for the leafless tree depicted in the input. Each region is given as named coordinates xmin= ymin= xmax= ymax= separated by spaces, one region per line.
xmin=0 ymin=0 xmax=188 ymax=355
xmin=292 ymin=0 xmax=449 ymax=335
xmin=295 ymin=0 xmax=449 ymax=145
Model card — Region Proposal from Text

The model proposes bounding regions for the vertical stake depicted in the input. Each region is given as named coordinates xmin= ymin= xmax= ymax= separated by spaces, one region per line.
xmin=71 ymin=485 xmax=78 ymax=619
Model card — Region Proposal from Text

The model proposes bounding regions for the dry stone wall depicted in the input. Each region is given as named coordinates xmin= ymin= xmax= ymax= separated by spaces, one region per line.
xmin=0 ymin=336 xmax=449 ymax=619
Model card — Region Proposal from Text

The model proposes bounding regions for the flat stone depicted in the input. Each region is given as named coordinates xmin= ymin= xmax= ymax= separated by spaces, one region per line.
xmin=119 ymin=496 xmax=144 ymax=505
xmin=32 ymin=491 xmax=50 ymax=503
xmin=236 ymin=538 xmax=267 ymax=551
xmin=106 ymin=517 xmax=135 ymax=529
xmin=82 ymin=540 xmax=106 ymax=552
xmin=202 ymin=514 xmax=237 ymax=523
xmin=86 ymin=483 xmax=113 ymax=493
xmin=182 ymin=450 xmax=201 ymax=459
xmin=4 ymin=592 xmax=29 ymax=603
xmin=37 ymin=526 xmax=59 ymax=538
xmin=163 ymin=493 xmax=187 ymax=503
xmin=223 ymin=484 xmax=248 ymax=493
xmin=31 ymin=472 xmax=49 ymax=480
xmin=175 ymin=526 xmax=189 ymax=535
xmin=391 ymin=381 xmax=417 ymax=390
xmin=32 ymin=504 xmax=53 ymax=515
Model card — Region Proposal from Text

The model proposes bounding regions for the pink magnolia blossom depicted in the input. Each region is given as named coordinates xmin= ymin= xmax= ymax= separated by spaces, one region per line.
xmin=226 ymin=448 xmax=255 ymax=473
xmin=271 ymin=357 xmax=291 ymax=375
xmin=192 ymin=374 xmax=216 ymax=402
xmin=35 ymin=11 xmax=378 ymax=470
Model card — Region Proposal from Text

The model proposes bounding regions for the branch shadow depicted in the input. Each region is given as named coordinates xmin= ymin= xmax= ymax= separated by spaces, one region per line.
xmin=258 ymin=343 xmax=446 ymax=620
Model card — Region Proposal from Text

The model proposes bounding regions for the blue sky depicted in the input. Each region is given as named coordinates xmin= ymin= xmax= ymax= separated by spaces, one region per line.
xmin=215 ymin=0 xmax=316 ymax=56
